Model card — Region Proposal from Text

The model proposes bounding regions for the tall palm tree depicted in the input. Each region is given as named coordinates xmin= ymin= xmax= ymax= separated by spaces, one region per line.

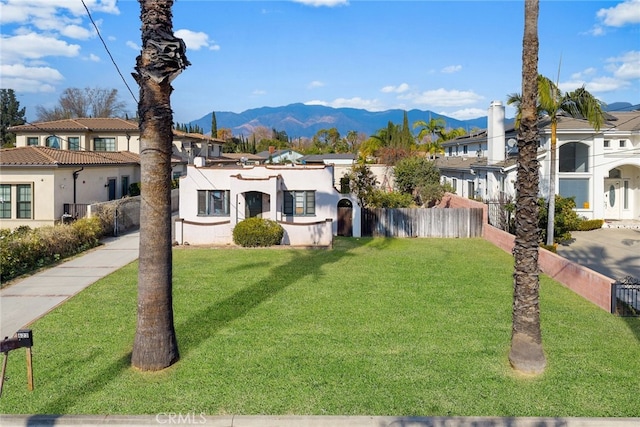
xmin=509 ymin=0 xmax=546 ymax=375
xmin=131 ymin=0 xmax=190 ymax=371
xmin=507 ymin=76 xmax=605 ymax=245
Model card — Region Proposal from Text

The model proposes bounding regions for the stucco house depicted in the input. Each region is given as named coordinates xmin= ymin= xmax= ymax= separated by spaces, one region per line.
xmin=0 ymin=146 xmax=140 ymax=229
xmin=175 ymin=158 xmax=360 ymax=246
xmin=8 ymin=118 xmax=225 ymax=178
xmin=437 ymin=101 xmax=640 ymax=222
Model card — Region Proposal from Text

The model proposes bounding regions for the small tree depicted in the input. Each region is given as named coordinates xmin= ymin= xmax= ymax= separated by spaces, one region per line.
xmin=393 ymin=156 xmax=441 ymax=205
xmin=346 ymin=163 xmax=378 ymax=207
xmin=211 ymin=111 xmax=218 ymax=138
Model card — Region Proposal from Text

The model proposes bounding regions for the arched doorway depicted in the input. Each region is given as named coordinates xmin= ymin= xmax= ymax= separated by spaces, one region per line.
xmin=245 ymin=191 xmax=266 ymax=218
xmin=337 ymin=199 xmax=353 ymax=237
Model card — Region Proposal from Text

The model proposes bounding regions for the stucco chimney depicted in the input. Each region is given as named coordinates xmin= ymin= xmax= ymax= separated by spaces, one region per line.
xmin=487 ymin=101 xmax=505 ymax=164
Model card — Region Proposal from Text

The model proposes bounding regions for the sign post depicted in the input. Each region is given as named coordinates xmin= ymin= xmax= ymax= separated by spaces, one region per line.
xmin=0 ymin=329 xmax=34 ymax=397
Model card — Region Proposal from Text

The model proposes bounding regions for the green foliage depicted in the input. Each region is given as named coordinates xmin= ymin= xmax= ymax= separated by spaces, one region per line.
xmin=129 ymin=182 xmax=141 ymax=196
xmin=538 ymin=195 xmax=582 ymax=243
xmin=368 ymin=189 xmax=414 ymax=208
xmin=578 ymin=219 xmax=604 ymax=231
xmin=345 ymin=163 xmax=378 ymax=207
xmin=1 ymin=88 xmax=26 ymax=148
xmin=232 ymin=218 xmax=284 ymax=247
xmin=393 ymin=156 xmax=444 ymax=205
xmin=0 ymin=217 xmax=105 ymax=284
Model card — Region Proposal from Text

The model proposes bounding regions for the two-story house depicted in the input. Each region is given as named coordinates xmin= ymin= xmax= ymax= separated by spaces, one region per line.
xmin=437 ymin=101 xmax=640 ymax=222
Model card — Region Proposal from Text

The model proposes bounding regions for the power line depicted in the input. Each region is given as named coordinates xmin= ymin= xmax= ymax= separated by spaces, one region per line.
xmin=81 ymin=0 xmax=138 ymax=105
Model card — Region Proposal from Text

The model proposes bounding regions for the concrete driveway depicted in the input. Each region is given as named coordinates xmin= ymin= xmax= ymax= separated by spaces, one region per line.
xmin=556 ymin=227 xmax=640 ymax=281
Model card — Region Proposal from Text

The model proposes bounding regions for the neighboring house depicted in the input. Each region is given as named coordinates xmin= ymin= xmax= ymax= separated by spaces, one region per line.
xmin=256 ymin=148 xmax=304 ymax=164
xmin=299 ymin=153 xmax=358 ymax=189
xmin=175 ymin=158 xmax=360 ymax=246
xmin=437 ymin=101 xmax=640 ymax=221
xmin=8 ymin=118 xmax=225 ymax=178
xmin=0 ymin=146 xmax=140 ymax=229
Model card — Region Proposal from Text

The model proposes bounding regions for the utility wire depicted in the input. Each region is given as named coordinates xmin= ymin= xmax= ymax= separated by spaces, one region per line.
xmin=81 ymin=0 xmax=138 ymax=105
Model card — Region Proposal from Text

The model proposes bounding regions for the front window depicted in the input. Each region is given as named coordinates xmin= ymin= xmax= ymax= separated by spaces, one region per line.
xmin=69 ymin=137 xmax=80 ymax=151
xmin=94 ymin=137 xmax=116 ymax=151
xmin=46 ymin=136 xmax=60 ymax=149
xmin=559 ymin=178 xmax=589 ymax=210
xmin=17 ymin=184 xmax=32 ymax=219
xmin=27 ymin=137 xmax=38 ymax=146
xmin=559 ymin=142 xmax=589 ymax=172
xmin=0 ymin=184 xmax=10 ymax=218
xmin=197 ymin=190 xmax=230 ymax=216
xmin=284 ymin=191 xmax=315 ymax=216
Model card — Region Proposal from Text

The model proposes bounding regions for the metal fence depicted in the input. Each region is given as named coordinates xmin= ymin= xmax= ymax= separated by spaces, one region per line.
xmin=362 ymin=208 xmax=483 ymax=238
xmin=611 ymin=277 xmax=640 ymax=317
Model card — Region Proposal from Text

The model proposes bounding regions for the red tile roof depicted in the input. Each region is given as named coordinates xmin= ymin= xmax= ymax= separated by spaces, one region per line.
xmin=0 ymin=146 xmax=140 ymax=166
xmin=8 ymin=118 xmax=139 ymax=133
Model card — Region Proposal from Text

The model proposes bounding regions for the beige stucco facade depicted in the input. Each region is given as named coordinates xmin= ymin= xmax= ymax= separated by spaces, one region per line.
xmin=175 ymin=161 xmax=360 ymax=246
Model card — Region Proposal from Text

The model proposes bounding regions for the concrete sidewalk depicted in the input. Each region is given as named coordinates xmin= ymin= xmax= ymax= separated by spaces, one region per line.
xmin=0 ymin=415 xmax=638 ymax=427
xmin=0 ymin=230 xmax=139 ymax=339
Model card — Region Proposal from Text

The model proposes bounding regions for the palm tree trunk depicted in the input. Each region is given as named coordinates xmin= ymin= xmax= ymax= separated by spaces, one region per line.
xmin=132 ymin=0 xmax=189 ymax=371
xmin=546 ymin=123 xmax=557 ymax=246
xmin=509 ymin=0 xmax=546 ymax=375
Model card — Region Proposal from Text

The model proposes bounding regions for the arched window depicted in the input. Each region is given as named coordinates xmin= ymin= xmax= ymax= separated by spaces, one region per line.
xmin=46 ymin=136 xmax=60 ymax=149
xmin=559 ymin=142 xmax=588 ymax=172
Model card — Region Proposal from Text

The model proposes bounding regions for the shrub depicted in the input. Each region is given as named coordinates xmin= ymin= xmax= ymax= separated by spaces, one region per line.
xmin=538 ymin=195 xmax=582 ymax=243
xmin=233 ymin=218 xmax=284 ymax=247
xmin=540 ymin=244 xmax=557 ymax=253
xmin=578 ymin=219 xmax=604 ymax=231
xmin=0 ymin=217 xmax=105 ymax=284
xmin=368 ymin=190 xmax=414 ymax=208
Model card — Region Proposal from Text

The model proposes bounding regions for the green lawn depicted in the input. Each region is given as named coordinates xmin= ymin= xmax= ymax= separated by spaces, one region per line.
xmin=1 ymin=237 xmax=638 ymax=416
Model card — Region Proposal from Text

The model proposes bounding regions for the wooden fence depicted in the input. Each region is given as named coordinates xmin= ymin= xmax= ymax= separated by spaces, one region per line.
xmin=362 ymin=208 xmax=483 ymax=238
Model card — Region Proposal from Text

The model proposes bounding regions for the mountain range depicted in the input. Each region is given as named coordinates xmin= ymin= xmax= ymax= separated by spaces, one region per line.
xmin=188 ymin=101 xmax=638 ymax=139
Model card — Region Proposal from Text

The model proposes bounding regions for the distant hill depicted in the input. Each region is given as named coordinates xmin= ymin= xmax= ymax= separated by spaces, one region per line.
xmin=189 ymin=103 xmax=489 ymax=139
xmin=604 ymin=102 xmax=640 ymax=112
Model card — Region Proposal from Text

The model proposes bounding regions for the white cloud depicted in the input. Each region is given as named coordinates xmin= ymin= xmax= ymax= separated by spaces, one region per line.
xmin=87 ymin=53 xmax=100 ymax=62
xmin=597 ymin=0 xmax=640 ymax=27
xmin=252 ymin=89 xmax=267 ymax=96
xmin=306 ymin=97 xmax=385 ymax=111
xmin=126 ymin=41 xmax=140 ymax=51
xmin=442 ymin=108 xmax=486 ymax=121
xmin=0 ymin=63 xmax=64 ymax=92
xmin=308 ymin=80 xmax=325 ymax=89
xmin=402 ymin=88 xmax=484 ymax=107
xmin=292 ymin=0 xmax=349 ymax=7
xmin=606 ymin=50 xmax=640 ymax=80
xmin=0 ymin=0 xmax=119 ymax=25
xmin=441 ymin=65 xmax=462 ymax=74
xmin=175 ymin=29 xmax=219 ymax=51
xmin=0 ymin=33 xmax=80 ymax=63
xmin=60 ymin=24 xmax=93 ymax=40
xmin=381 ymin=83 xmax=409 ymax=94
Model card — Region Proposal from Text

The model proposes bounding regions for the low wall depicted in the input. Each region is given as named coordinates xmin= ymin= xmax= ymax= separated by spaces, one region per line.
xmin=280 ymin=219 xmax=333 ymax=247
xmin=441 ymin=193 xmax=613 ymax=312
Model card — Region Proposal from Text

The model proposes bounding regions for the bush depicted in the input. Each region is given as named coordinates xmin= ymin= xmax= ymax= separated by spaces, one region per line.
xmin=538 ymin=195 xmax=582 ymax=243
xmin=578 ymin=219 xmax=604 ymax=231
xmin=368 ymin=189 xmax=414 ymax=208
xmin=0 ymin=217 xmax=105 ymax=284
xmin=232 ymin=218 xmax=284 ymax=247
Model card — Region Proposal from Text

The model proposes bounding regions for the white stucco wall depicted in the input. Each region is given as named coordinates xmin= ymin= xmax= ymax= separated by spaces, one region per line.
xmin=177 ymin=162 xmax=360 ymax=246
xmin=0 ymin=165 xmax=140 ymax=229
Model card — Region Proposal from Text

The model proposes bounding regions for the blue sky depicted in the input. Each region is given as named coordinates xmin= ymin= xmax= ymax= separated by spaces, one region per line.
xmin=1 ymin=0 xmax=638 ymax=125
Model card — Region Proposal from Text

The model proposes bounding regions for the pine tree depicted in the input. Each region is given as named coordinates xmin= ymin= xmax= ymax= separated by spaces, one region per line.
xmin=1 ymin=89 xmax=26 ymax=148
xmin=211 ymin=111 xmax=218 ymax=139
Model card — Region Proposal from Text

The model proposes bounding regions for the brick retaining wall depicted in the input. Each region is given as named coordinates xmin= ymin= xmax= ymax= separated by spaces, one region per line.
xmin=439 ymin=193 xmax=613 ymax=312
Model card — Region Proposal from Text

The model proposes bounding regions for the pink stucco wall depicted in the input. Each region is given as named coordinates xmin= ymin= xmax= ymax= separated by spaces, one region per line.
xmin=439 ymin=193 xmax=613 ymax=312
